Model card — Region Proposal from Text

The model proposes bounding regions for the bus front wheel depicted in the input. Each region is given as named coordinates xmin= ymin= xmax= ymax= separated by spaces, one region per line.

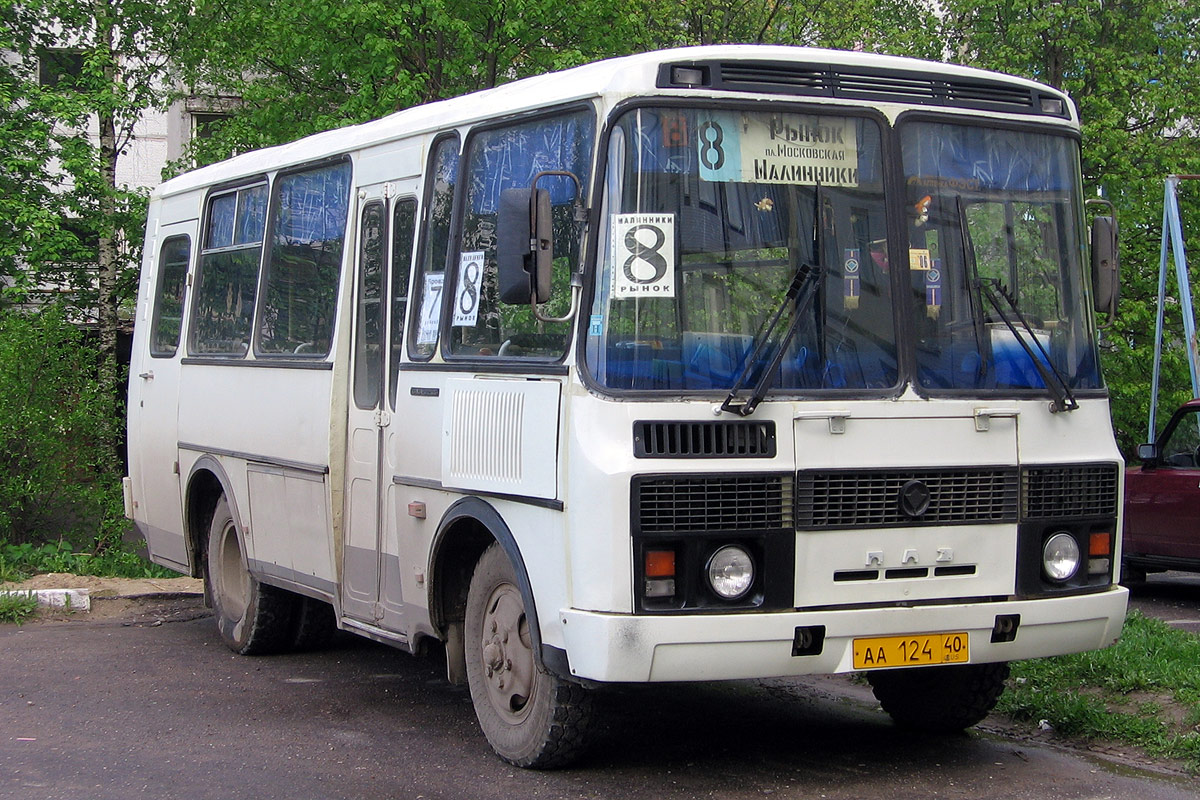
xmin=464 ymin=543 xmax=595 ymax=768
xmin=206 ymin=496 xmax=295 ymax=655
xmin=867 ymin=661 xmax=1010 ymax=733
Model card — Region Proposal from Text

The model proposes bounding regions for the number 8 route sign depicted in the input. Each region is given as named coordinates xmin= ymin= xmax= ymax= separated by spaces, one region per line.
xmin=611 ymin=213 xmax=676 ymax=299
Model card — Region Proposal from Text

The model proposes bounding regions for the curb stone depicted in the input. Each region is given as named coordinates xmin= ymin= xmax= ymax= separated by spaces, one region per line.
xmin=1 ymin=588 xmax=92 ymax=612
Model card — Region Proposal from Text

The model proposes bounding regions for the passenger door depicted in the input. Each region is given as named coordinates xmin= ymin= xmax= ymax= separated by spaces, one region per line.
xmin=342 ymin=187 xmax=391 ymax=624
xmin=1125 ymin=406 xmax=1200 ymax=562
xmin=129 ymin=218 xmax=196 ymax=570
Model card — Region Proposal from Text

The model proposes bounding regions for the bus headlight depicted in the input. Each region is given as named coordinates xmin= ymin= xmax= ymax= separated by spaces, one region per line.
xmin=1042 ymin=532 xmax=1081 ymax=582
xmin=706 ymin=545 xmax=755 ymax=600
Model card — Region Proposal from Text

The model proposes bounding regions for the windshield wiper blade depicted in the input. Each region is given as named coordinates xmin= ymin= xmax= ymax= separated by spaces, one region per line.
xmin=721 ymin=185 xmax=824 ymax=416
xmin=720 ymin=263 xmax=822 ymax=416
xmin=977 ymin=278 xmax=1078 ymax=412
xmin=955 ymin=196 xmax=1076 ymax=412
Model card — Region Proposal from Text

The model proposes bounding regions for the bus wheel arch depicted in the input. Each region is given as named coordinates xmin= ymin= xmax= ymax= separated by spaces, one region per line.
xmin=183 ymin=458 xmax=238 ymax=585
xmin=429 ymin=498 xmax=544 ymax=685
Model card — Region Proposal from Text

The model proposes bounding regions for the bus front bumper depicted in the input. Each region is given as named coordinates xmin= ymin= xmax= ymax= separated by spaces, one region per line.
xmin=556 ymin=586 xmax=1128 ymax=683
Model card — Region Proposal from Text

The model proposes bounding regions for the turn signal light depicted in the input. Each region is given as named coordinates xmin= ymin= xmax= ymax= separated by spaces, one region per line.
xmin=645 ymin=549 xmax=676 ymax=578
xmin=644 ymin=549 xmax=677 ymax=599
xmin=1089 ymin=532 xmax=1112 ymax=557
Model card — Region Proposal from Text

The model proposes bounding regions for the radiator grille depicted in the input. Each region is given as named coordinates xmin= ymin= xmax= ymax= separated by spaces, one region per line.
xmin=634 ymin=473 xmax=794 ymax=534
xmin=1022 ymin=463 xmax=1119 ymax=519
xmin=796 ymin=468 xmax=1019 ymax=529
xmin=634 ymin=420 xmax=776 ymax=458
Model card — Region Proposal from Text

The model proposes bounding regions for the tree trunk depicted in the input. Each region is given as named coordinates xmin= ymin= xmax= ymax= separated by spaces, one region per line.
xmin=95 ymin=1 xmax=122 ymax=463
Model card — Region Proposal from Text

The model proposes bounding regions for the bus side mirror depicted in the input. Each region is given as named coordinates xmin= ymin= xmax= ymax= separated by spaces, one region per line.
xmin=498 ymin=188 xmax=552 ymax=305
xmin=1137 ymin=442 xmax=1158 ymax=465
xmin=1089 ymin=213 xmax=1119 ymax=320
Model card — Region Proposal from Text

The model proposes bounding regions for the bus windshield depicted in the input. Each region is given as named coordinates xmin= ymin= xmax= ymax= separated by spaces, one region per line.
xmin=585 ymin=106 xmax=898 ymax=393
xmin=584 ymin=108 xmax=1103 ymax=399
xmin=901 ymin=121 xmax=1103 ymax=394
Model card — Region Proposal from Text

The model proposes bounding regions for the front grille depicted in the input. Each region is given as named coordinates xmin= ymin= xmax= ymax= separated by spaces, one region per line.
xmin=633 ymin=473 xmax=794 ymax=534
xmin=634 ymin=420 xmax=776 ymax=459
xmin=1023 ymin=463 xmax=1119 ymax=519
xmin=796 ymin=468 xmax=1019 ymax=529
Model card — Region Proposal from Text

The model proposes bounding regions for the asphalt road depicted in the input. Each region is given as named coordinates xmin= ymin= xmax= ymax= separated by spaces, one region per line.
xmin=1128 ymin=570 xmax=1200 ymax=635
xmin=3 ymin=594 xmax=1199 ymax=800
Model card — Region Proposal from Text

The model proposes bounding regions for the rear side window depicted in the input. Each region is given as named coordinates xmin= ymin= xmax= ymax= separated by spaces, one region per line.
xmin=257 ymin=159 xmax=352 ymax=356
xmin=190 ymin=183 xmax=268 ymax=355
xmin=149 ymin=235 xmax=191 ymax=357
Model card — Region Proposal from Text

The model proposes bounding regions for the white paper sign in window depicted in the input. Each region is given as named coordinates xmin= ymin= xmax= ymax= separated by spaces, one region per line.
xmin=697 ymin=112 xmax=859 ymax=188
xmin=611 ymin=214 xmax=676 ymax=299
xmin=416 ymin=272 xmax=444 ymax=344
xmin=452 ymin=251 xmax=485 ymax=327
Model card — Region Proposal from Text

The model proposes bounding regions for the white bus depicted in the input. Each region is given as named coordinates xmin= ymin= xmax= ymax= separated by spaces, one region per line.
xmin=126 ymin=45 xmax=1127 ymax=768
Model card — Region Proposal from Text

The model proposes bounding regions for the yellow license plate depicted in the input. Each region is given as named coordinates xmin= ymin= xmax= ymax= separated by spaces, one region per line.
xmin=852 ymin=632 xmax=969 ymax=670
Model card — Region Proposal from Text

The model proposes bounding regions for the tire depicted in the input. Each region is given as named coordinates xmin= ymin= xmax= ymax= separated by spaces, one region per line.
xmin=290 ymin=595 xmax=338 ymax=651
xmin=868 ymin=661 xmax=1010 ymax=733
xmin=1120 ymin=559 xmax=1147 ymax=585
xmin=464 ymin=543 xmax=595 ymax=768
xmin=205 ymin=496 xmax=296 ymax=655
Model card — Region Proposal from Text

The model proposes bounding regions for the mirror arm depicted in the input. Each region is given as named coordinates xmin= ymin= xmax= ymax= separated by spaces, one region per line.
xmin=531 ymin=279 xmax=582 ymax=324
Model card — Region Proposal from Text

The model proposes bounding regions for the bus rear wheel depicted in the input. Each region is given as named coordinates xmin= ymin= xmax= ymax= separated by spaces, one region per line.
xmin=206 ymin=496 xmax=296 ymax=655
xmin=867 ymin=661 xmax=1010 ymax=733
xmin=464 ymin=543 xmax=595 ymax=768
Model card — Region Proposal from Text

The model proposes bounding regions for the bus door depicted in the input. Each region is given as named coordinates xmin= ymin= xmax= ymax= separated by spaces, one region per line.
xmin=131 ymin=217 xmax=196 ymax=570
xmin=342 ymin=181 xmax=416 ymax=629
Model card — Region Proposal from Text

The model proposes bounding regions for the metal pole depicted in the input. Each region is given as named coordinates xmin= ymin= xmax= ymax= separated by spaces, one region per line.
xmin=1149 ymin=179 xmax=1173 ymax=442
xmin=1167 ymin=178 xmax=1200 ymax=400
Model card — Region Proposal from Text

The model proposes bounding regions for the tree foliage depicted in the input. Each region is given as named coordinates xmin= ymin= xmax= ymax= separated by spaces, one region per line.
xmin=0 ymin=306 xmax=124 ymax=548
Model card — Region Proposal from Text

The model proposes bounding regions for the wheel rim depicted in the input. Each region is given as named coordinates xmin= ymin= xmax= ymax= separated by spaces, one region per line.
xmin=216 ymin=520 xmax=250 ymax=616
xmin=478 ymin=581 xmax=536 ymax=724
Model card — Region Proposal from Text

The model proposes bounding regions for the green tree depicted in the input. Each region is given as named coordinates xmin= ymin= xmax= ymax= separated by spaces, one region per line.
xmin=939 ymin=0 xmax=1200 ymax=454
xmin=172 ymin=0 xmax=641 ymax=165
xmin=1 ymin=0 xmax=185 ymax=454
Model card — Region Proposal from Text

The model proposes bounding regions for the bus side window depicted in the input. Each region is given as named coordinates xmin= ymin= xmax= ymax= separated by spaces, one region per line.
xmin=353 ymin=201 xmax=386 ymax=409
xmin=149 ymin=235 xmax=191 ymax=358
xmin=190 ymin=183 xmax=267 ymax=355
xmin=389 ymin=197 xmax=418 ymax=407
xmin=449 ymin=109 xmax=595 ymax=360
xmin=257 ymin=159 xmax=352 ymax=357
xmin=409 ymin=136 xmax=459 ymax=360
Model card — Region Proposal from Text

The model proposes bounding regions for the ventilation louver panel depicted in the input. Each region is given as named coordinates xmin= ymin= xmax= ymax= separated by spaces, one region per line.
xmin=634 ymin=420 xmax=777 ymax=459
xmin=667 ymin=61 xmax=1052 ymax=115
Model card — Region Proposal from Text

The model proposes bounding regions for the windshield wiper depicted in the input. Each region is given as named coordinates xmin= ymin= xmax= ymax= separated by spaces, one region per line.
xmin=955 ymin=198 xmax=1077 ymax=413
xmin=721 ymin=186 xmax=824 ymax=417
xmin=977 ymin=278 xmax=1078 ymax=412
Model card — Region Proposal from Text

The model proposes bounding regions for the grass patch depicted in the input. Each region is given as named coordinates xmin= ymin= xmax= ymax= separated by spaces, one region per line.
xmin=998 ymin=610 xmax=1200 ymax=772
xmin=0 ymin=591 xmax=39 ymax=625
xmin=0 ymin=541 xmax=176 ymax=583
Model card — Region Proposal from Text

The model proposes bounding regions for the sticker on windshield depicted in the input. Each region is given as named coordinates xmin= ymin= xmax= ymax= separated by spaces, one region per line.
xmin=612 ymin=214 xmax=676 ymax=299
xmin=697 ymin=112 xmax=859 ymax=187
xmin=909 ymin=248 xmax=933 ymax=271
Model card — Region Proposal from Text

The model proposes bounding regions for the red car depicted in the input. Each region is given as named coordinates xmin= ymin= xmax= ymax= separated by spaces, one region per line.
xmin=1123 ymin=398 xmax=1200 ymax=581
